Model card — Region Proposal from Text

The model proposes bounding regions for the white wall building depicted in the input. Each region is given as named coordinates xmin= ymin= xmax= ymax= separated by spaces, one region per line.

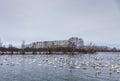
xmin=25 ymin=37 xmax=84 ymax=49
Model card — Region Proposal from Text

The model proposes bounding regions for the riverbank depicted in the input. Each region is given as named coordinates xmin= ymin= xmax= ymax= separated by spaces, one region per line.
xmin=1 ymin=47 xmax=120 ymax=55
xmin=0 ymin=51 xmax=97 ymax=55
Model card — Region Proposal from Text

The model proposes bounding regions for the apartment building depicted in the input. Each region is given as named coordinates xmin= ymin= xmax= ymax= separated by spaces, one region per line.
xmin=25 ymin=37 xmax=84 ymax=49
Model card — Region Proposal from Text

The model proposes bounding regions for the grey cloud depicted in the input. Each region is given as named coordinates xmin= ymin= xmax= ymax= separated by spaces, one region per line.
xmin=0 ymin=0 xmax=120 ymax=48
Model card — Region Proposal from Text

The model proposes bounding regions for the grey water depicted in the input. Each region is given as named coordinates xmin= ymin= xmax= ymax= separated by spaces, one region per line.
xmin=0 ymin=52 xmax=120 ymax=81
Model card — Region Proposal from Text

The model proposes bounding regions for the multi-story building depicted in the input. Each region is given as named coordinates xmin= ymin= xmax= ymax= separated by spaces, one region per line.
xmin=25 ymin=37 xmax=84 ymax=49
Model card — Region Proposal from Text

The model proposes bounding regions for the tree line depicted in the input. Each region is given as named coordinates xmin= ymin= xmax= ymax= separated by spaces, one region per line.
xmin=0 ymin=46 xmax=119 ymax=55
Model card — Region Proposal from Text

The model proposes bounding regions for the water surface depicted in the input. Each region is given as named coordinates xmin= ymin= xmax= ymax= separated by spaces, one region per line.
xmin=0 ymin=52 xmax=120 ymax=81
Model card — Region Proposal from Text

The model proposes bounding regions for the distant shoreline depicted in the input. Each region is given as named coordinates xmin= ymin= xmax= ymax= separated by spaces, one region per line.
xmin=1 ymin=46 xmax=120 ymax=55
xmin=0 ymin=51 xmax=120 ymax=55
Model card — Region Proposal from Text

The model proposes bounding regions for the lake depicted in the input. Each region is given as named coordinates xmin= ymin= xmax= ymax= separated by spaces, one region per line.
xmin=0 ymin=52 xmax=120 ymax=81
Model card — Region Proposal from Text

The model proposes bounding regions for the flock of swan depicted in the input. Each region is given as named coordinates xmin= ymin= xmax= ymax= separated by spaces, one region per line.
xmin=0 ymin=54 xmax=120 ymax=76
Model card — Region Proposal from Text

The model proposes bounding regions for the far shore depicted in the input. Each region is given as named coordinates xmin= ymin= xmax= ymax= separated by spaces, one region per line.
xmin=0 ymin=46 xmax=120 ymax=55
xmin=0 ymin=51 xmax=120 ymax=55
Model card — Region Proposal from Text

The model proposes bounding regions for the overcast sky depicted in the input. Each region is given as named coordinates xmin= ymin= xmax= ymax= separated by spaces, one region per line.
xmin=0 ymin=0 xmax=120 ymax=48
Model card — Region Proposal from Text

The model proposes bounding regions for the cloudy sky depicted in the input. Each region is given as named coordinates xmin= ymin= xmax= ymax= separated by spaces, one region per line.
xmin=0 ymin=0 xmax=120 ymax=48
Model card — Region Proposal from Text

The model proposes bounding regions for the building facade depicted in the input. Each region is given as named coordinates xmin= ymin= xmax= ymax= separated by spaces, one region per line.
xmin=25 ymin=37 xmax=84 ymax=49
